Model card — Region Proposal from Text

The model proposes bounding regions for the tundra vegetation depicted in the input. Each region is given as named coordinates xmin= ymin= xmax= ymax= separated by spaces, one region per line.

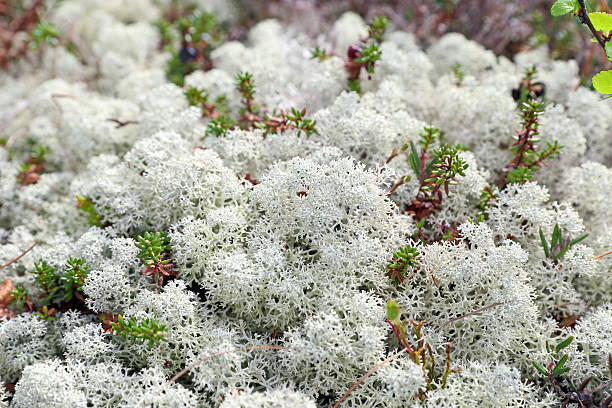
xmin=0 ymin=0 xmax=610 ymax=407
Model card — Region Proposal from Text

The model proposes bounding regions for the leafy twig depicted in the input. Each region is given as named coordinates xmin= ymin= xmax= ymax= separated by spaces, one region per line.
xmin=135 ymin=231 xmax=176 ymax=287
xmin=110 ymin=315 xmax=167 ymax=348
xmin=577 ymin=0 xmax=607 ymax=50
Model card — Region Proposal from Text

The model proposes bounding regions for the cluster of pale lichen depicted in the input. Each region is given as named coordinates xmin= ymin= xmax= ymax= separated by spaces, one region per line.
xmin=0 ymin=1 xmax=610 ymax=407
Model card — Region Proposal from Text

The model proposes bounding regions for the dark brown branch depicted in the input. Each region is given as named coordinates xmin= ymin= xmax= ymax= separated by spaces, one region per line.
xmin=577 ymin=0 xmax=607 ymax=50
xmin=106 ymin=118 xmax=139 ymax=128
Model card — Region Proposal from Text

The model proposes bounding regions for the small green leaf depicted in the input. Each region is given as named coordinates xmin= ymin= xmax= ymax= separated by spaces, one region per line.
xmin=553 ymin=246 xmax=570 ymax=261
xmin=552 ymin=354 xmax=569 ymax=376
xmin=386 ymin=300 xmax=401 ymax=321
xmin=409 ymin=141 xmax=421 ymax=177
xmin=606 ymin=42 xmax=612 ymax=61
xmin=556 ymin=336 xmax=574 ymax=352
xmin=555 ymin=366 xmax=572 ymax=376
xmin=592 ymin=70 xmax=612 ymax=95
xmin=539 ymin=228 xmax=550 ymax=258
xmin=424 ymin=156 xmax=438 ymax=176
xmin=532 ymin=361 xmax=548 ymax=375
xmin=550 ymin=0 xmax=579 ymax=16
xmin=589 ymin=12 xmax=612 ymax=32
xmin=551 ymin=224 xmax=561 ymax=248
xmin=569 ymin=234 xmax=588 ymax=247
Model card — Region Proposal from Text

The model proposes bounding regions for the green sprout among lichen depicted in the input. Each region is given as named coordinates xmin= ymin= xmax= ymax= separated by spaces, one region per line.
xmin=368 ymin=16 xmax=390 ymax=44
xmin=9 ymin=286 xmax=29 ymax=311
xmin=532 ymin=336 xmax=574 ymax=379
xmin=451 ymin=63 xmax=465 ymax=86
xmin=60 ymin=258 xmax=89 ymax=302
xmin=161 ymin=11 xmax=224 ymax=86
xmin=76 ymin=196 xmax=103 ymax=227
xmin=206 ymin=115 xmax=236 ymax=137
xmin=539 ymin=224 xmax=588 ymax=262
xmin=31 ymin=258 xmax=89 ymax=304
xmin=386 ymin=245 xmax=420 ymax=285
xmin=346 ymin=15 xmax=388 ymax=93
xmin=386 ymin=300 xmax=459 ymax=395
xmin=475 ymin=186 xmax=497 ymax=223
xmin=135 ymin=231 xmax=175 ymax=286
xmin=111 ymin=315 xmax=168 ymax=348
xmin=311 ymin=46 xmax=330 ymax=61
xmin=30 ymin=22 xmax=60 ymax=48
xmin=503 ymin=98 xmax=562 ymax=185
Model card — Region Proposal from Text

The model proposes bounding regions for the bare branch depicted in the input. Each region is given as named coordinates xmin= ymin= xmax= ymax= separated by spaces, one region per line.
xmin=107 ymin=118 xmax=139 ymax=128
xmin=437 ymin=300 xmax=521 ymax=328
xmin=167 ymin=345 xmax=295 ymax=385
xmin=385 ymin=148 xmax=401 ymax=164
xmin=332 ymin=347 xmax=408 ymax=408
xmin=0 ymin=242 xmax=38 ymax=270
xmin=388 ymin=175 xmax=409 ymax=196
xmin=592 ymin=250 xmax=612 ymax=261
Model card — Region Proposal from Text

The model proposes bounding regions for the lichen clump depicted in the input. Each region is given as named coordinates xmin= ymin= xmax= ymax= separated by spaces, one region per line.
xmin=0 ymin=1 xmax=610 ymax=407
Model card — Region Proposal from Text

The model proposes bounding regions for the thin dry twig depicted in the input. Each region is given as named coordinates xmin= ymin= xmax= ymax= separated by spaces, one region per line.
xmin=592 ymin=250 xmax=612 ymax=261
xmin=385 ymin=148 xmax=401 ymax=164
xmin=388 ymin=175 xmax=409 ymax=196
xmin=332 ymin=347 xmax=408 ymax=408
xmin=50 ymin=93 xmax=78 ymax=114
xmin=167 ymin=345 xmax=295 ymax=385
xmin=0 ymin=100 xmax=28 ymax=138
xmin=0 ymin=242 xmax=38 ymax=270
xmin=437 ymin=300 xmax=521 ymax=328
xmin=107 ymin=118 xmax=139 ymax=128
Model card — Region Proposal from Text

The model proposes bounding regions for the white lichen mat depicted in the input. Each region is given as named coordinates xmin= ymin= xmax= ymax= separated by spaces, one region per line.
xmin=0 ymin=1 xmax=610 ymax=407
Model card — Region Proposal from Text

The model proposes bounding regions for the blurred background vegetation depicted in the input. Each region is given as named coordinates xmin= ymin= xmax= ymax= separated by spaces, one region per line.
xmin=2 ymin=0 xmax=611 ymax=83
xmin=232 ymin=0 xmax=612 ymax=84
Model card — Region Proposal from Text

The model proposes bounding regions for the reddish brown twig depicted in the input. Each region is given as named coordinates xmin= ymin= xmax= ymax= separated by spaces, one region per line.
xmin=0 ymin=242 xmax=38 ymax=270
xmin=437 ymin=300 xmax=520 ymax=328
xmin=332 ymin=348 xmax=409 ymax=408
xmin=0 ymin=0 xmax=43 ymax=68
xmin=592 ymin=250 xmax=612 ymax=261
xmin=167 ymin=345 xmax=296 ymax=385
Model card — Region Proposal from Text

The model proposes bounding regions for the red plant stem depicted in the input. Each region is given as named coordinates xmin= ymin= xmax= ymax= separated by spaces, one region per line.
xmin=511 ymin=117 xmax=537 ymax=169
xmin=529 ymin=148 xmax=557 ymax=169
xmin=386 ymin=320 xmax=416 ymax=360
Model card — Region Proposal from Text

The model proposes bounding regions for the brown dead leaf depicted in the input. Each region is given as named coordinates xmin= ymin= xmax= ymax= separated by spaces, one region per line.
xmin=0 ymin=279 xmax=15 ymax=306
